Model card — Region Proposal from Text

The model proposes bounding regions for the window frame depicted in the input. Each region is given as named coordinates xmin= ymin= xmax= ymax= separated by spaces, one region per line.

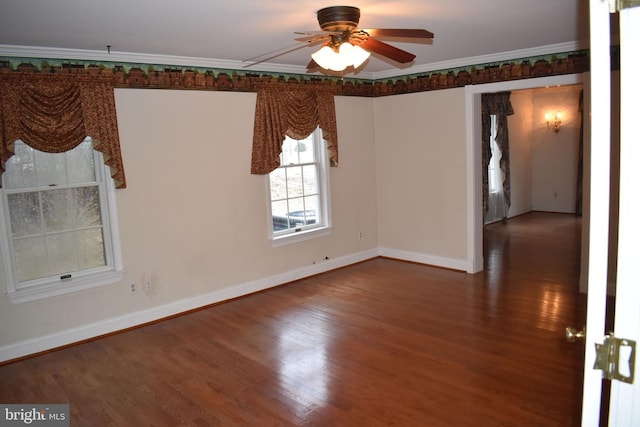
xmin=0 ymin=140 xmax=123 ymax=303
xmin=267 ymin=127 xmax=331 ymax=246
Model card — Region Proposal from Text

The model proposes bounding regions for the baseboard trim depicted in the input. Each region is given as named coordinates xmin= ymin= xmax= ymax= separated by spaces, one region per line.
xmin=378 ymin=247 xmax=467 ymax=272
xmin=0 ymin=249 xmax=379 ymax=363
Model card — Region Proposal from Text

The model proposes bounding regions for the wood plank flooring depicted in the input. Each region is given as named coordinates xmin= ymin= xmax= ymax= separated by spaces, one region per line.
xmin=0 ymin=212 xmax=587 ymax=426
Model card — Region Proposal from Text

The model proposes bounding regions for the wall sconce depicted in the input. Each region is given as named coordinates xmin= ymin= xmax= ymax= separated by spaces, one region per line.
xmin=545 ymin=112 xmax=563 ymax=133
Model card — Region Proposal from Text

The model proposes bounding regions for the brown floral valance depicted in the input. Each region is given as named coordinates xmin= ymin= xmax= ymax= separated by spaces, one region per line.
xmin=0 ymin=73 xmax=126 ymax=188
xmin=251 ymin=83 xmax=338 ymax=174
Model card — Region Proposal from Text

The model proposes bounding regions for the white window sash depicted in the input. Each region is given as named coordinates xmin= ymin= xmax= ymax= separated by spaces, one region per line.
xmin=1 ymin=148 xmax=123 ymax=303
xmin=268 ymin=127 xmax=331 ymax=243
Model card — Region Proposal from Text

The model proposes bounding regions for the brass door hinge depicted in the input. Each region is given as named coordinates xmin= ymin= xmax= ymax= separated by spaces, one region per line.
xmin=594 ymin=334 xmax=636 ymax=383
xmin=607 ymin=0 xmax=640 ymax=13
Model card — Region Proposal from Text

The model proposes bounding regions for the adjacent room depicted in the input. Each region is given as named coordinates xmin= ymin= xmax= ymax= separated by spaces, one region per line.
xmin=1 ymin=1 xmax=635 ymax=425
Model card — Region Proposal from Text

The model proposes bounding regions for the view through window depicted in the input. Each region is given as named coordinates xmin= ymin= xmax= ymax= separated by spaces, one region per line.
xmin=0 ymin=137 xmax=121 ymax=301
xmin=269 ymin=127 xmax=329 ymax=239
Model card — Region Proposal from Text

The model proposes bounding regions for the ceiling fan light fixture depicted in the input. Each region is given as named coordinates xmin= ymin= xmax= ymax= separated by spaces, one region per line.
xmin=338 ymin=41 xmax=354 ymax=55
xmin=312 ymin=42 xmax=370 ymax=71
xmin=311 ymin=45 xmax=346 ymax=71
xmin=350 ymin=45 xmax=371 ymax=68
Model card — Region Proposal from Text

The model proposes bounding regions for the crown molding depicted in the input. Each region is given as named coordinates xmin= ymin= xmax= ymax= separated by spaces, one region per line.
xmin=0 ymin=44 xmax=378 ymax=80
xmin=0 ymin=44 xmax=314 ymax=75
xmin=0 ymin=41 xmax=587 ymax=82
xmin=371 ymin=40 xmax=590 ymax=80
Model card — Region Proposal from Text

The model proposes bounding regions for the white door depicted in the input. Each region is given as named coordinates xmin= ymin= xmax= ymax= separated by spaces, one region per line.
xmin=606 ymin=3 xmax=640 ymax=425
xmin=582 ymin=2 xmax=640 ymax=426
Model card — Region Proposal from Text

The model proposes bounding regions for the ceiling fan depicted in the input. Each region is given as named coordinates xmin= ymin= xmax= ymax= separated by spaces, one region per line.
xmin=244 ymin=6 xmax=434 ymax=73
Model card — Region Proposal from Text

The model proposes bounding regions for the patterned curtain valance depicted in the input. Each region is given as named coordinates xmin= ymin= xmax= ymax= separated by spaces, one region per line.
xmin=0 ymin=73 xmax=126 ymax=188
xmin=481 ymin=91 xmax=515 ymax=116
xmin=251 ymin=83 xmax=338 ymax=175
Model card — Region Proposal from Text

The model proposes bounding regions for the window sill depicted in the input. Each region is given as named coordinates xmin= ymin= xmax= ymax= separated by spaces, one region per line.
xmin=271 ymin=226 xmax=331 ymax=247
xmin=6 ymin=270 xmax=123 ymax=304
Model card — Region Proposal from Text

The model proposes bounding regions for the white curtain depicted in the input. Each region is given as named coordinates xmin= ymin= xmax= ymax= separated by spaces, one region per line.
xmin=485 ymin=115 xmax=508 ymax=224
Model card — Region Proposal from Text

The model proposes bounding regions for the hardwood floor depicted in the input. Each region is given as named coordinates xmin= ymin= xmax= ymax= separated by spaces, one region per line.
xmin=0 ymin=212 xmax=587 ymax=426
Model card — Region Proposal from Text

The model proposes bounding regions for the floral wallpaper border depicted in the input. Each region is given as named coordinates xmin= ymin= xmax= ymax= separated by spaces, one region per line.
xmin=0 ymin=49 xmax=593 ymax=98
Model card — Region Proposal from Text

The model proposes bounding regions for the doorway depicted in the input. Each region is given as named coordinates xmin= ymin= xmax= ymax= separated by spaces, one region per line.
xmin=464 ymin=73 xmax=587 ymax=275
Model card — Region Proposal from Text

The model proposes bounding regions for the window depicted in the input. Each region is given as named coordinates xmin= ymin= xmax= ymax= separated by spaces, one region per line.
xmin=487 ymin=114 xmax=503 ymax=194
xmin=485 ymin=114 xmax=508 ymax=223
xmin=0 ymin=138 xmax=123 ymax=303
xmin=268 ymin=127 xmax=330 ymax=243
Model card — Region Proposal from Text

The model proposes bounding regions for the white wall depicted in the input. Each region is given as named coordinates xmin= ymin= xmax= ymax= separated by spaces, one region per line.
xmin=507 ymin=90 xmax=534 ymax=217
xmin=530 ymin=85 xmax=583 ymax=213
xmin=505 ymin=85 xmax=583 ymax=216
xmin=0 ymin=90 xmax=380 ymax=358
xmin=374 ymin=89 xmax=468 ymax=268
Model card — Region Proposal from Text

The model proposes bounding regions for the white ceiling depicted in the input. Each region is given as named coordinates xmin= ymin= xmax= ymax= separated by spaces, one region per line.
xmin=0 ymin=1 xmax=590 ymax=78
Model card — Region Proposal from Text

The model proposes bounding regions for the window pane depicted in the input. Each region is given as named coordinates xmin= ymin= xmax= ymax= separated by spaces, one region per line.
xmin=286 ymin=166 xmax=303 ymax=198
xmin=272 ymin=200 xmax=290 ymax=231
xmin=45 ymin=232 xmax=81 ymax=275
xmin=4 ymin=142 xmax=36 ymax=189
xmin=302 ymin=165 xmax=318 ymax=195
xmin=41 ymin=187 xmax=102 ymax=232
xmin=271 ymin=200 xmax=289 ymax=217
xmin=41 ymin=189 xmax=72 ymax=232
xmin=304 ymin=195 xmax=319 ymax=224
xmin=287 ymin=197 xmax=304 ymax=220
xmin=75 ymin=187 xmax=102 ymax=227
xmin=281 ymin=137 xmax=298 ymax=166
xmin=270 ymin=168 xmax=287 ymax=201
xmin=70 ymin=229 xmax=106 ymax=271
xmin=34 ymin=150 xmax=67 ymax=186
xmin=13 ymin=228 xmax=106 ymax=282
xmin=43 ymin=230 xmax=105 ymax=276
xmin=297 ymin=138 xmax=315 ymax=164
xmin=14 ymin=236 xmax=49 ymax=282
xmin=66 ymin=140 xmax=96 ymax=183
xmin=7 ymin=192 xmax=42 ymax=237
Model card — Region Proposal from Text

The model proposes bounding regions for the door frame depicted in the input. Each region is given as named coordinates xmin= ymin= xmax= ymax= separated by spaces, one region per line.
xmin=464 ymin=73 xmax=587 ymax=274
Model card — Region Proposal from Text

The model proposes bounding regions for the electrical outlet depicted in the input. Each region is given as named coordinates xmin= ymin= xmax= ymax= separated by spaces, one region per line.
xmin=130 ymin=283 xmax=136 ymax=293
xmin=145 ymin=278 xmax=152 ymax=291
xmin=358 ymin=231 xmax=363 ymax=240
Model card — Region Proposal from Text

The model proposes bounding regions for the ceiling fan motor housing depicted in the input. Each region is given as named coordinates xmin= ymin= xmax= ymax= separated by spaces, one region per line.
xmin=317 ymin=6 xmax=360 ymax=32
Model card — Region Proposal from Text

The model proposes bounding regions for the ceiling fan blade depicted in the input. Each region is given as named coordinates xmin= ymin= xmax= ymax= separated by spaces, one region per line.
xmin=243 ymin=41 xmax=318 ymax=68
xmin=359 ymin=38 xmax=416 ymax=63
xmin=360 ymin=28 xmax=434 ymax=39
xmin=294 ymin=34 xmax=332 ymax=43
xmin=295 ymin=30 xmax=340 ymax=36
